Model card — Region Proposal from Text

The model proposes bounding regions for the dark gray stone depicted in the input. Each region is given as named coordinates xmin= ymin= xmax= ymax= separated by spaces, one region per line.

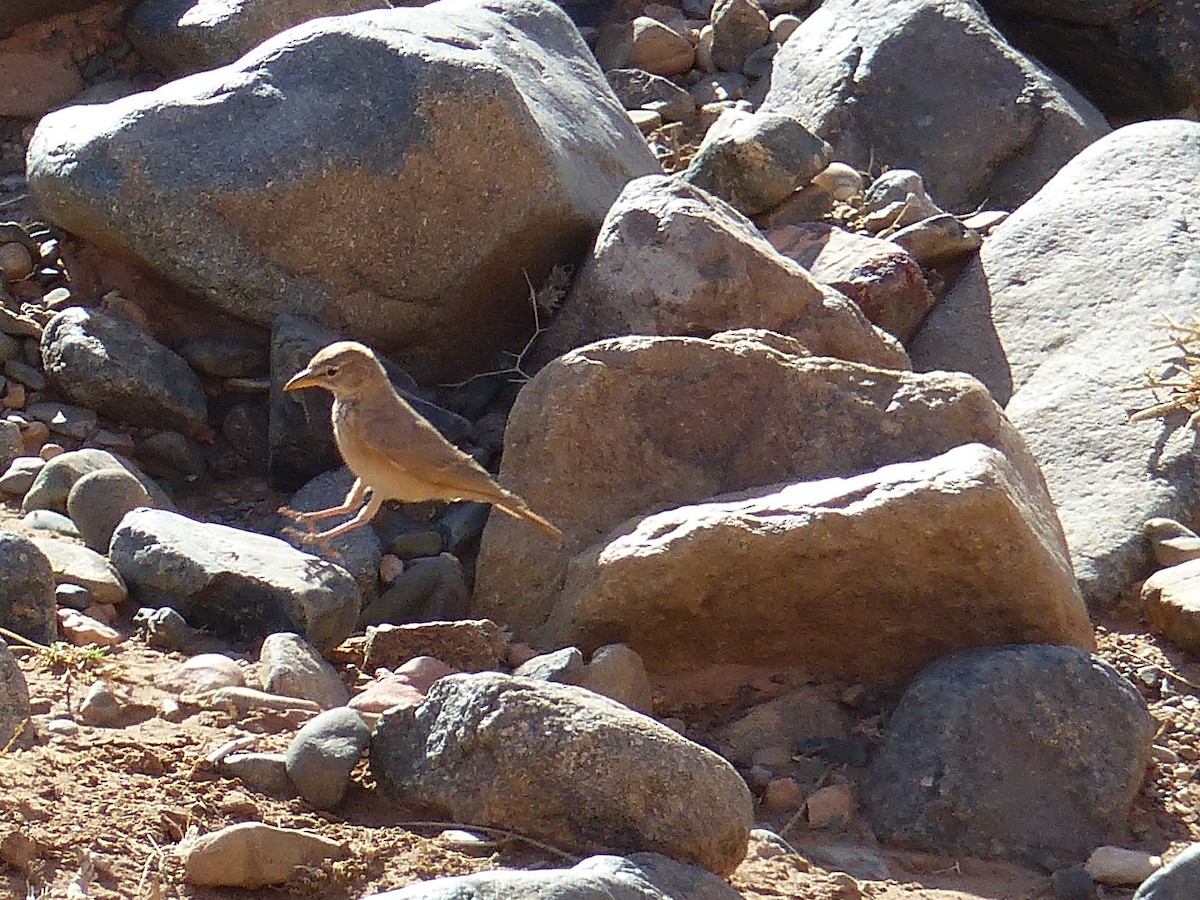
xmin=30 ymin=0 xmax=659 ymax=384
xmin=132 ymin=606 xmax=195 ymax=652
xmin=177 ymin=335 xmax=269 ymax=377
xmin=605 ymin=68 xmax=697 ymax=123
xmin=1053 ymin=864 xmax=1099 ymax=900
xmin=23 ymin=448 xmax=169 ymax=515
xmin=110 ymin=508 xmax=360 ymax=651
xmin=359 ymin=852 xmax=743 ymax=899
xmin=0 ymin=532 xmax=56 ymax=644
xmin=360 ymin=554 xmax=469 ymax=626
xmin=759 ymin=0 xmax=1110 ymax=211
xmin=269 ymin=314 xmax=343 ymax=490
xmin=286 ymin=707 xmax=370 ymax=809
xmin=0 ymin=420 xmax=20 ymax=472
xmin=40 ymin=308 xmax=208 ymax=435
xmin=684 ymin=109 xmax=831 ymax=216
xmin=863 ymin=644 xmax=1155 ymax=869
xmin=280 ymin=467 xmax=382 ymax=601
xmin=371 ymin=673 xmax=753 ymax=875
xmin=67 ymin=467 xmax=153 ymax=553
xmin=1134 ymin=843 xmax=1200 ymax=899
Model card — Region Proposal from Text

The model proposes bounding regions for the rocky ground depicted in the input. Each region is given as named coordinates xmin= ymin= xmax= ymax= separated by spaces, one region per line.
xmin=2 ymin=0 xmax=1200 ymax=898
xmin=4 ymin=547 xmax=1200 ymax=900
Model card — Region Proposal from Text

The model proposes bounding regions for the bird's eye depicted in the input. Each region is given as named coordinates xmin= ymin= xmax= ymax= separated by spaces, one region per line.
xmin=324 ymin=366 xmax=339 ymax=377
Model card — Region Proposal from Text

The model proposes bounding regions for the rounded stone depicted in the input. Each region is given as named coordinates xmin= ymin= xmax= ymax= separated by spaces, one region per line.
xmin=0 ymin=531 xmax=55 ymax=643
xmin=67 ymin=467 xmax=152 ymax=553
xmin=286 ymin=707 xmax=371 ymax=809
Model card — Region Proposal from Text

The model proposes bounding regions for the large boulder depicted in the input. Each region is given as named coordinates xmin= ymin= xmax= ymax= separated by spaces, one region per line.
xmin=759 ymin=0 xmax=1110 ymax=211
xmin=474 ymin=331 xmax=1071 ymax=643
xmin=128 ymin=0 xmax=392 ymax=77
xmin=982 ymin=0 xmax=1200 ymax=120
xmin=543 ymin=443 xmax=1093 ymax=686
xmin=863 ymin=644 xmax=1154 ymax=868
xmin=536 ymin=174 xmax=908 ymax=371
xmin=371 ymin=673 xmax=753 ymax=875
xmin=27 ymin=0 xmax=660 ymax=383
xmin=910 ymin=120 xmax=1200 ymax=608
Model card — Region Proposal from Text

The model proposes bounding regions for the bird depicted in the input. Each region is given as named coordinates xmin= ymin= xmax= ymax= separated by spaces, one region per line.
xmin=279 ymin=340 xmax=563 ymax=543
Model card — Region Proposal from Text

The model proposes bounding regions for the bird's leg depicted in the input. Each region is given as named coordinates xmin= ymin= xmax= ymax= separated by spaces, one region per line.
xmin=307 ymin=491 xmax=384 ymax=541
xmin=279 ymin=478 xmax=368 ymax=534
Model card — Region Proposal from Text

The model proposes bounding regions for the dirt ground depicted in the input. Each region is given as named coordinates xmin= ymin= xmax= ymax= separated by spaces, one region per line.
xmin=0 ymin=489 xmax=1197 ymax=900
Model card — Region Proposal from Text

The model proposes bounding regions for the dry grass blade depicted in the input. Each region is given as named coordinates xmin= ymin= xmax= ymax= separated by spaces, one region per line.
xmin=1126 ymin=316 xmax=1200 ymax=427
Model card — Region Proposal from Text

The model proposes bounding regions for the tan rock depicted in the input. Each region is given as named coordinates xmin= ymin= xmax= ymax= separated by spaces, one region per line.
xmin=475 ymin=333 xmax=1074 ymax=649
xmin=596 ymin=17 xmax=695 ymax=76
xmin=1142 ymin=560 xmax=1200 ymax=654
xmin=0 ymin=51 xmax=82 ymax=118
xmin=362 ymin=619 xmax=507 ymax=673
xmin=29 ymin=535 xmax=127 ymax=605
xmin=180 ymin=822 xmax=348 ymax=887
xmin=536 ymin=174 xmax=907 ymax=370
xmin=542 ymin=443 xmax=1091 ymax=684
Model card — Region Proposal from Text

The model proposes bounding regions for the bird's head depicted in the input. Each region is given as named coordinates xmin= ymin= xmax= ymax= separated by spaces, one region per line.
xmin=283 ymin=341 xmax=387 ymax=396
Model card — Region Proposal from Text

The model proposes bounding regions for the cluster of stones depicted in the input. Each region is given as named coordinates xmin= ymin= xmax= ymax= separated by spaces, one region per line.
xmin=0 ymin=0 xmax=1199 ymax=895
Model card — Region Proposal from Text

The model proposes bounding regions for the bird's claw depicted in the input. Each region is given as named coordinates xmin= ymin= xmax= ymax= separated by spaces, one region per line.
xmin=278 ymin=505 xmax=314 ymax=526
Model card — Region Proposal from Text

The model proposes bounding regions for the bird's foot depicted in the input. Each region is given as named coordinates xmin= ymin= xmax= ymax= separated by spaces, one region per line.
xmin=278 ymin=505 xmax=317 ymax=528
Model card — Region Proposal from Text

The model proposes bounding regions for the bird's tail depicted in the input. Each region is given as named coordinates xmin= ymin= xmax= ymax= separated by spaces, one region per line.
xmin=494 ymin=498 xmax=564 ymax=541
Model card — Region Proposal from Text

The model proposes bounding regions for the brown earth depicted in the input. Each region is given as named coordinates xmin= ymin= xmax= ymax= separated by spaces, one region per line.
xmin=0 ymin=474 xmax=1195 ymax=900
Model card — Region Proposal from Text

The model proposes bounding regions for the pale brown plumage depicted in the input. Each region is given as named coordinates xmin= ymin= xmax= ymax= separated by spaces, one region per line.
xmin=279 ymin=340 xmax=562 ymax=542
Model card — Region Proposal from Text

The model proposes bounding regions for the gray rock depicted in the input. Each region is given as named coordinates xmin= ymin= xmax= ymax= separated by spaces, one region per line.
xmin=759 ymin=0 xmax=1110 ymax=210
xmin=25 ymin=400 xmax=98 ymax=440
xmin=132 ymin=606 xmax=195 ymax=651
xmin=286 ymin=706 xmax=371 ymax=808
xmin=0 ymin=419 xmax=20 ymax=472
xmin=910 ymin=120 xmax=1200 ymax=607
xmin=40 ymin=308 xmax=208 ymax=435
xmin=435 ymin=502 xmax=489 ymax=558
xmin=0 ymin=640 xmax=30 ymax=751
xmin=22 ymin=509 xmax=80 ymax=538
xmin=1134 ymin=843 xmax=1200 ymax=899
xmin=863 ymin=644 xmax=1155 ymax=868
xmin=1053 ymin=864 xmax=1100 ymax=900
xmin=1145 ymin=518 xmax=1200 ymax=568
xmin=513 ymin=646 xmax=585 ymax=683
xmin=545 ymin=443 xmax=1092 ymax=685
xmin=709 ymin=0 xmax=769 ymax=73
xmin=535 ymin=174 xmax=907 ymax=371
xmin=0 ymin=532 xmax=56 ymax=643
xmin=979 ymin=0 xmax=1200 ymax=122
xmin=23 ymin=448 xmax=169 ymax=516
xmin=259 ymin=631 xmax=350 ymax=710
xmin=0 ymin=456 xmax=44 ymax=496
xmin=177 ymin=336 xmax=268 ymax=378
xmin=128 ymin=0 xmax=389 ymax=77
xmin=605 ymin=68 xmax=697 ymax=124
xmin=360 ymin=553 xmax=469 ymax=626
xmin=28 ymin=535 xmax=127 ymax=605
xmin=219 ymin=751 xmax=294 ymax=796
xmin=683 ymin=109 xmax=831 ymax=216
xmin=110 ymin=508 xmax=360 ymax=651
xmin=78 ymin=679 xmax=124 ymax=726
xmin=67 ymin=467 xmax=153 ymax=553
xmin=280 ymin=467 xmax=382 ymax=600
xmin=371 ymin=673 xmax=753 ymax=875
xmin=30 ymin=0 xmax=659 ymax=385
xmin=4 ymin=359 xmax=45 ymax=391
xmin=359 ymin=852 xmax=743 ymax=899
xmin=137 ymin=430 xmax=207 ymax=479
xmin=55 ymin=583 xmax=92 ymax=610
xmin=268 ymin=314 xmax=343 ymax=490
xmin=580 ymin=643 xmax=653 ymax=714
xmin=219 ymin=402 xmax=270 ymax=464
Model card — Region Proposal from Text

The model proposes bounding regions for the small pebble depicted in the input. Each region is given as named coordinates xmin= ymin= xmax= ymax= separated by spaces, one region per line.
xmin=39 ymin=442 xmax=65 ymax=461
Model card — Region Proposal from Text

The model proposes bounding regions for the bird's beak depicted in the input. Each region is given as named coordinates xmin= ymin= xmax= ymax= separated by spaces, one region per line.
xmin=283 ymin=367 xmax=320 ymax=392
